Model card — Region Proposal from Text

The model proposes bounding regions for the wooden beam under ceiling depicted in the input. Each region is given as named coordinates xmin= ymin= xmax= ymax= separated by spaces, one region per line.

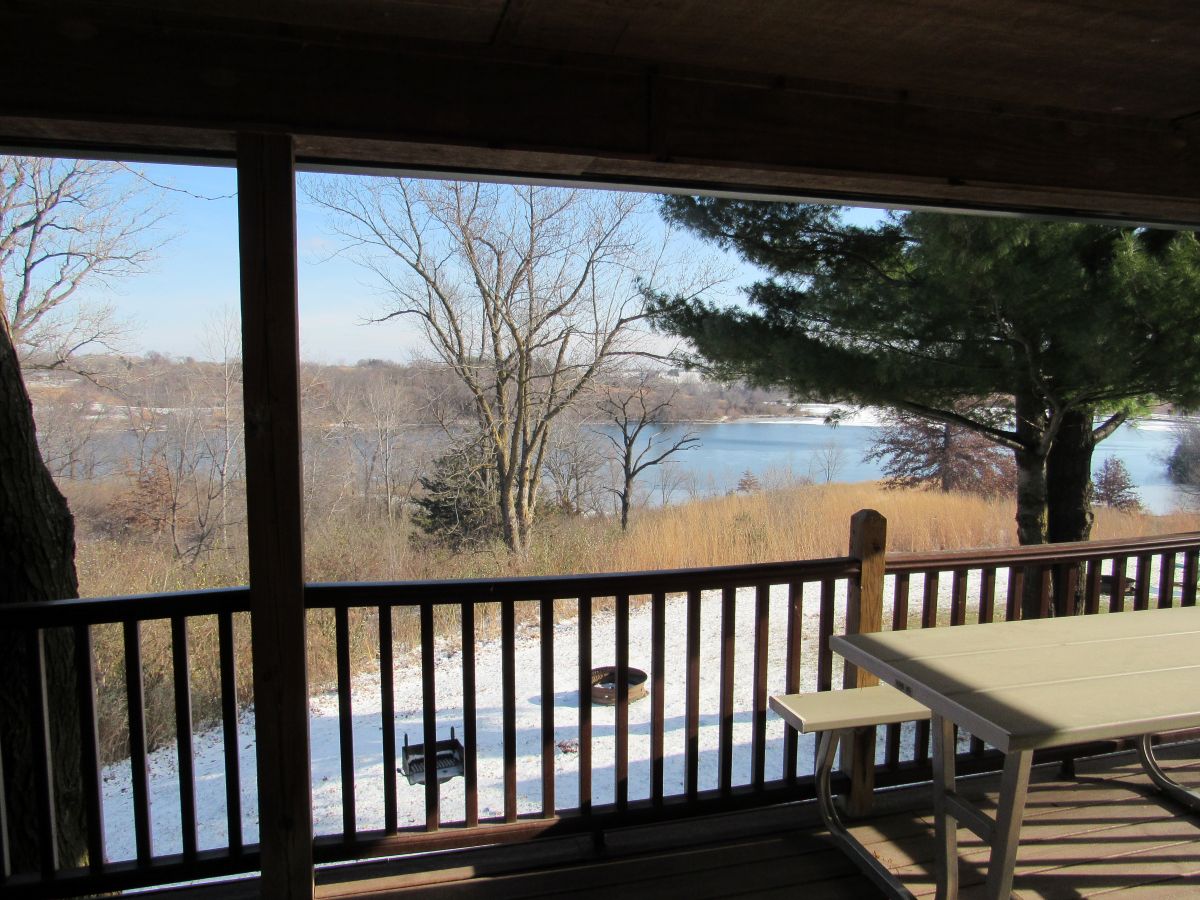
xmin=3 ymin=9 xmax=1197 ymax=218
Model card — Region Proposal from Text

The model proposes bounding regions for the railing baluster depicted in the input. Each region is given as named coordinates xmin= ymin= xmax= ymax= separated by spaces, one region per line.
xmin=914 ymin=572 xmax=939 ymax=764
xmin=1158 ymin=552 xmax=1175 ymax=608
xmin=0 ymin=737 xmax=9 ymax=879
xmin=650 ymin=591 xmax=666 ymax=807
xmin=171 ymin=616 xmax=197 ymax=861
xmin=783 ymin=581 xmax=803 ymax=783
xmin=817 ymin=579 xmax=835 ymax=693
xmin=718 ymin=586 xmax=736 ymax=796
xmin=751 ymin=584 xmax=769 ymax=790
xmin=218 ymin=612 xmax=242 ymax=854
xmin=1134 ymin=553 xmax=1152 ymax=610
xmin=685 ymin=588 xmax=701 ymax=800
xmin=378 ymin=606 xmax=397 ymax=835
xmin=1184 ymin=550 xmax=1198 ymax=607
xmin=978 ymin=567 xmax=995 ymax=625
xmin=1037 ymin=565 xmax=1052 ymax=618
xmin=1006 ymin=566 xmax=1023 ymax=621
xmin=921 ymin=571 xmax=939 ymax=629
xmin=1111 ymin=554 xmax=1128 ymax=612
xmin=420 ymin=603 xmax=439 ymax=831
xmin=539 ymin=598 xmax=555 ymax=818
xmin=886 ymin=573 xmax=909 ymax=769
xmin=461 ymin=602 xmax=478 ymax=827
xmin=577 ymin=596 xmax=591 ymax=814
xmin=74 ymin=625 xmax=104 ymax=871
xmin=969 ymin=570 xmax=994 ymax=758
xmin=335 ymin=606 xmax=356 ymax=837
xmin=123 ymin=619 xmax=152 ymax=863
xmin=616 ymin=594 xmax=630 ymax=810
xmin=1058 ymin=562 xmax=1080 ymax=616
xmin=1084 ymin=559 xmax=1102 ymax=615
xmin=501 ymin=602 xmax=517 ymax=823
xmin=28 ymin=630 xmax=57 ymax=877
xmin=950 ymin=569 xmax=967 ymax=626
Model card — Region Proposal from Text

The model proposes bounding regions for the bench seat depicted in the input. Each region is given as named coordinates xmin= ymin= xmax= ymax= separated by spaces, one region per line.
xmin=769 ymin=684 xmax=930 ymax=734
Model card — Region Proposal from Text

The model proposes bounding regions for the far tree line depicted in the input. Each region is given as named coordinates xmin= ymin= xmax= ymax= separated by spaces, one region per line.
xmin=26 ymin=348 xmax=1169 ymax=562
xmin=27 ymin=352 xmax=796 ymax=556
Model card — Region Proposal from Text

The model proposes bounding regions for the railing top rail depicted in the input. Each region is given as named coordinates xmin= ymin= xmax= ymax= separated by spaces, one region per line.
xmin=0 ymin=585 xmax=251 ymax=629
xmin=5 ymin=531 xmax=1196 ymax=628
xmin=304 ymin=556 xmax=861 ymax=608
xmin=886 ymin=531 xmax=1200 ymax=573
xmin=0 ymin=557 xmax=861 ymax=628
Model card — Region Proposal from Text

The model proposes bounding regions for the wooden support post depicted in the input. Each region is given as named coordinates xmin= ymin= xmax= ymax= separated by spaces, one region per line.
xmin=237 ymin=133 xmax=314 ymax=899
xmin=842 ymin=508 xmax=887 ymax=817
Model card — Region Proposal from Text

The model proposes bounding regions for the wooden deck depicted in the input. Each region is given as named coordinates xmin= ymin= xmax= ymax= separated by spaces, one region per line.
xmin=303 ymin=742 xmax=1200 ymax=900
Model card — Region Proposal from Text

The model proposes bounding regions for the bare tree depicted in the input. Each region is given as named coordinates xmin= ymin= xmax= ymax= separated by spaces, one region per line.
xmin=810 ymin=441 xmax=847 ymax=484
xmin=2 ymin=157 xmax=164 ymax=369
xmin=598 ymin=375 xmax=699 ymax=530
xmin=656 ymin=458 xmax=696 ymax=505
xmin=198 ymin=309 xmax=244 ymax=551
xmin=307 ymin=177 xmax=717 ymax=551
xmin=544 ymin=425 xmax=607 ymax=516
xmin=864 ymin=406 xmax=1016 ymax=495
xmin=114 ymin=361 xmax=240 ymax=562
xmin=32 ymin=386 xmax=104 ymax=479
xmin=0 ymin=155 xmax=165 ymax=870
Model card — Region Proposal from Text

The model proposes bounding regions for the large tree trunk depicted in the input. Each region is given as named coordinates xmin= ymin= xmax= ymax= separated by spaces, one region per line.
xmin=939 ymin=423 xmax=953 ymax=492
xmin=1046 ymin=408 xmax=1096 ymax=545
xmin=1012 ymin=392 xmax=1050 ymax=619
xmin=1046 ymin=407 xmax=1098 ymax=616
xmin=1012 ymin=393 xmax=1048 ymax=548
xmin=619 ymin=477 xmax=633 ymax=531
xmin=498 ymin=475 xmax=523 ymax=553
xmin=0 ymin=323 xmax=87 ymax=872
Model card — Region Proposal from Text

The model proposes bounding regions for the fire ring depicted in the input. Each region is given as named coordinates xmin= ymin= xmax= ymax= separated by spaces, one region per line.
xmin=590 ymin=666 xmax=648 ymax=705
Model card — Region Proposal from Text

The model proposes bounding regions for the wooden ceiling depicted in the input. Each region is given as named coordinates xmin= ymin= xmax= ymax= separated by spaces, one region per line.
xmin=3 ymin=1 xmax=1199 ymax=222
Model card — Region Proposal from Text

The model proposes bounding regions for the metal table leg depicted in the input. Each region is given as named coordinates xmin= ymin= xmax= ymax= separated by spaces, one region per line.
xmin=984 ymin=749 xmax=1033 ymax=900
xmin=1137 ymin=734 xmax=1200 ymax=812
xmin=931 ymin=714 xmax=959 ymax=900
xmin=814 ymin=729 xmax=916 ymax=899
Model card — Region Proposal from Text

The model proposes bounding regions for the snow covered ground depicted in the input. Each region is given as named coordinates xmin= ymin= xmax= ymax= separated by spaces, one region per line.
xmin=101 ymin=560 xmax=1168 ymax=862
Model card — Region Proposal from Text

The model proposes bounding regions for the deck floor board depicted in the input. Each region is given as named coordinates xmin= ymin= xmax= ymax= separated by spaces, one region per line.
xmin=285 ymin=743 xmax=1200 ymax=900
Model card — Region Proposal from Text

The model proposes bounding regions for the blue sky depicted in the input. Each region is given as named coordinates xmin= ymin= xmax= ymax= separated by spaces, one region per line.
xmin=96 ymin=161 xmax=888 ymax=363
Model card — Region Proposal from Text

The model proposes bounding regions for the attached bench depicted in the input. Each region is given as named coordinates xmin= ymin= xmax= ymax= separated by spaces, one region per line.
xmin=770 ymin=684 xmax=931 ymax=900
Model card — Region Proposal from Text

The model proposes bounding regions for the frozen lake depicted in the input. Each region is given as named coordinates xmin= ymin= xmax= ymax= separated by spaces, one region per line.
xmin=638 ymin=416 xmax=1191 ymax=514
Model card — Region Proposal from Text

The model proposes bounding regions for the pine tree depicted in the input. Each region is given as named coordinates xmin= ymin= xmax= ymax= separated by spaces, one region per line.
xmin=410 ymin=440 xmax=501 ymax=550
xmin=650 ymin=199 xmax=1200 ymax=555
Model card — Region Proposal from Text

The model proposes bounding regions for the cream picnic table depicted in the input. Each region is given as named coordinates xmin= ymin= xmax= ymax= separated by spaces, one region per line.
xmin=831 ymin=605 xmax=1200 ymax=899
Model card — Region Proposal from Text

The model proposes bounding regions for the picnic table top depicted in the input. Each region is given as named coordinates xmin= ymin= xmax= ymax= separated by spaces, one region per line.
xmin=831 ymin=606 xmax=1200 ymax=752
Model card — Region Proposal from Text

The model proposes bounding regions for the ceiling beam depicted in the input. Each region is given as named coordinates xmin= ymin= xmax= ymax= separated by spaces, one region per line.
xmin=3 ymin=7 xmax=1198 ymax=224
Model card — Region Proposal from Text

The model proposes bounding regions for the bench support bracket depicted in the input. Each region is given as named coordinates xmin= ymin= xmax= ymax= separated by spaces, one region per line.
xmin=815 ymin=729 xmax=916 ymax=900
xmin=1137 ymin=735 xmax=1200 ymax=812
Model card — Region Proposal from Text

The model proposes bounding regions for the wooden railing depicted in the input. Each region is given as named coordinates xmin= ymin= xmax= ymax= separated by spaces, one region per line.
xmin=1 ymin=526 xmax=1197 ymax=897
xmin=0 ymin=588 xmax=255 ymax=897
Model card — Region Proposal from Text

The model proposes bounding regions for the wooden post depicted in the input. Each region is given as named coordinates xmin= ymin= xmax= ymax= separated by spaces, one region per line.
xmin=237 ymin=133 xmax=314 ymax=899
xmin=842 ymin=508 xmax=887 ymax=817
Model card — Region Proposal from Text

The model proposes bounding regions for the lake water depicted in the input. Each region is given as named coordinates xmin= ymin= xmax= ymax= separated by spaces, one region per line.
xmin=641 ymin=418 xmax=1190 ymax=514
